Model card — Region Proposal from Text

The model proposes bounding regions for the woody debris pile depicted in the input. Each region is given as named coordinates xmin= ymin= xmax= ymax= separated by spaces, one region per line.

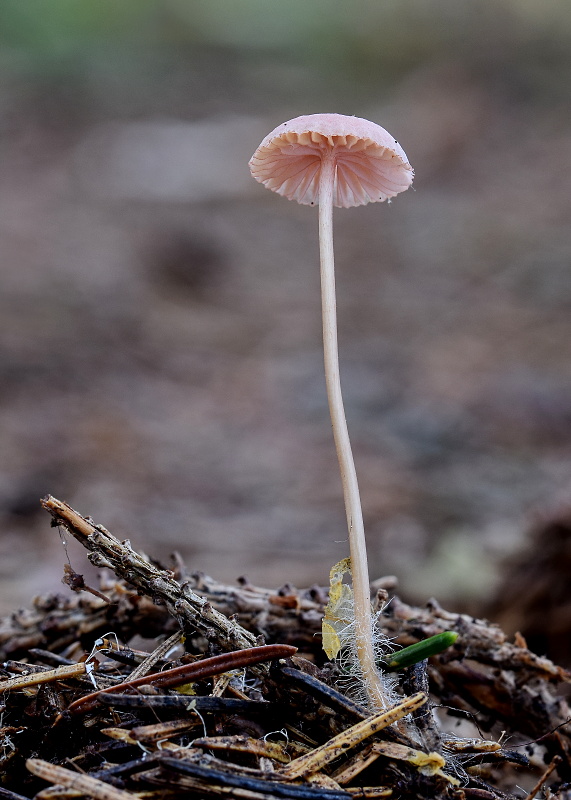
xmin=0 ymin=496 xmax=569 ymax=800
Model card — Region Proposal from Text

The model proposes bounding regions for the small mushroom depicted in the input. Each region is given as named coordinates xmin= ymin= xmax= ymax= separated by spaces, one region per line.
xmin=250 ymin=113 xmax=413 ymax=709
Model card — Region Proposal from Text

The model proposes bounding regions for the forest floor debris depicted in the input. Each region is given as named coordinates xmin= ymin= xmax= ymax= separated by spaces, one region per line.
xmin=0 ymin=496 xmax=569 ymax=800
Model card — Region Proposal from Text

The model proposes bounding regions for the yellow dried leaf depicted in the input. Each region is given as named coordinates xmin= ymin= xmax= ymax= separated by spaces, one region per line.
xmin=174 ymin=683 xmax=197 ymax=695
xmin=322 ymin=558 xmax=354 ymax=659
xmin=322 ymin=621 xmax=342 ymax=660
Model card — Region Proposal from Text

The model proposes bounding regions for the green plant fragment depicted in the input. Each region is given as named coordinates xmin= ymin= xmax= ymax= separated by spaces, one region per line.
xmin=379 ymin=631 xmax=458 ymax=671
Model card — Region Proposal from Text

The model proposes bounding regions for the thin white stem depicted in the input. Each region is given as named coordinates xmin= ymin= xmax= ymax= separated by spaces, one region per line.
xmin=318 ymin=151 xmax=387 ymax=710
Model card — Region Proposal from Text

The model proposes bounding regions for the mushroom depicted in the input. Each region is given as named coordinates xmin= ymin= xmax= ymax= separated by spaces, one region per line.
xmin=249 ymin=114 xmax=413 ymax=709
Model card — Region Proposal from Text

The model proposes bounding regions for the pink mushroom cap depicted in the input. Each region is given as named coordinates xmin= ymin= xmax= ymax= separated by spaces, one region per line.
xmin=249 ymin=113 xmax=413 ymax=209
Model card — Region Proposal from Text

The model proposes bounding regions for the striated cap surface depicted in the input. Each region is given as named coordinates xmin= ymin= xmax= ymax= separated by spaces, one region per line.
xmin=249 ymin=113 xmax=413 ymax=208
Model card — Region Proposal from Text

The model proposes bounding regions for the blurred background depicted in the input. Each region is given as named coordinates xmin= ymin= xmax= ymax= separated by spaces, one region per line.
xmin=1 ymin=1 xmax=570 ymax=644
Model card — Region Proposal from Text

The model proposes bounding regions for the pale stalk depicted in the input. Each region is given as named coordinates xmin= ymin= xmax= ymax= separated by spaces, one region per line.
xmin=318 ymin=151 xmax=387 ymax=709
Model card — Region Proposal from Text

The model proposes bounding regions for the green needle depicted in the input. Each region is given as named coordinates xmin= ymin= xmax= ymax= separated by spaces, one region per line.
xmin=379 ymin=631 xmax=459 ymax=671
